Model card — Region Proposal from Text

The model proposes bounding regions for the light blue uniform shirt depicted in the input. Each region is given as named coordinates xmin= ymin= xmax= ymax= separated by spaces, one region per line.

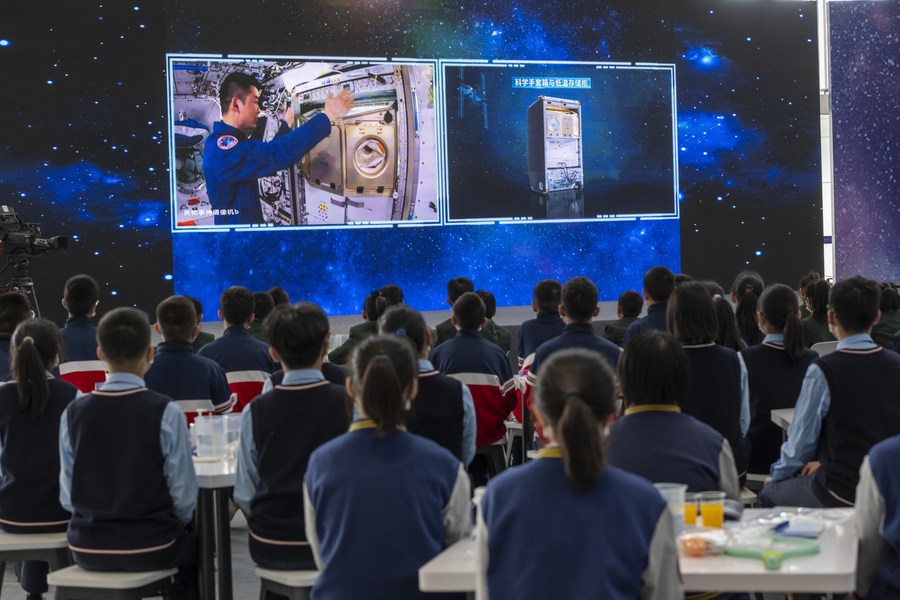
xmin=59 ymin=372 xmax=198 ymax=525
xmin=419 ymin=358 xmax=477 ymax=467
xmin=234 ymin=368 xmax=324 ymax=514
xmin=737 ymin=352 xmax=750 ymax=436
xmin=769 ymin=333 xmax=878 ymax=481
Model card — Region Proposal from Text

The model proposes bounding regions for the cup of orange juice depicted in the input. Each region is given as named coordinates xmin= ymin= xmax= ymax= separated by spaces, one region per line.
xmin=683 ymin=493 xmax=698 ymax=526
xmin=698 ymin=491 xmax=726 ymax=528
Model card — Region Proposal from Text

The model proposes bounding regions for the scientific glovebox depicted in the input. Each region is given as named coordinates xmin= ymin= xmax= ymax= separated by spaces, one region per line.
xmin=527 ymin=96 xmax=584 ymax=194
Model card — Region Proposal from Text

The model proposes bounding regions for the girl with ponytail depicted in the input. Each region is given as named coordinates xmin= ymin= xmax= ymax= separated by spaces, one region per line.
xmin=801 ymin=278 xmax=837 ymax=347
xmin=303 ymin=335 xmax=470 ymax=600
xmin=740 ymin=284 xmax=818 ymax=474
xmin=0 ymin=319 xmax=80 ymax=598
xmin=478 ymin=348 xmax=682 ymax=599
xmin=731 ymin=271 xmax=765 ymax=346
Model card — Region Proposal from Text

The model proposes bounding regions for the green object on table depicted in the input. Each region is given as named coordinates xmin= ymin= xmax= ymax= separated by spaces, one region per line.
xmin=725 ymin=535 xmax=820 ymax=570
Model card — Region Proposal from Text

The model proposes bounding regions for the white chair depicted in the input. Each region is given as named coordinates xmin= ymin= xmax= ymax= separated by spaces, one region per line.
xmin=0 ymin=530 xmax=71 ymax=589
xmin=47 ymin=565 xmax=177 ymax=600
xmin=256 ymin=567 xmax=318 ymax=600
xmin=811 ymin=341 xmax=838 ymax=356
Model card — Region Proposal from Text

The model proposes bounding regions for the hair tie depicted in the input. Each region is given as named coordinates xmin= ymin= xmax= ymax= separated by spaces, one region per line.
xmin=22 ymin=336 xmax=35 ymax=345
xmin=395 ymin=327 xmax=406 ymax=336
xmin=713 ymin=294 xmax=723 ymax=301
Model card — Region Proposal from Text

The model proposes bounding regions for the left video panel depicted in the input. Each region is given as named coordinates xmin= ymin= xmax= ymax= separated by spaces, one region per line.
xmin=167 ymin=56 xmax=439 ymax=231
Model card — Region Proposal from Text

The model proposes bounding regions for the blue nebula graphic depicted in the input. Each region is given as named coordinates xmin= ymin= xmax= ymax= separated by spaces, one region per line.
xmin=683 ymin=45 xmax=724 ymax=71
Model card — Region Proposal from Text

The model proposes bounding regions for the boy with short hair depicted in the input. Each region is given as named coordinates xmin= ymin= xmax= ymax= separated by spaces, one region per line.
xmin=476 ymin=289 xmax=511 ymax=355
xmin=145 ymin=295 xmax=234 ymax=415
xmin=187 ymin=296 xmax=215 ymax=352
xmin=761 ymin=276 xmax=900 ymax=508
xmin=516 ymin=279 xmax=565 ymax=368
xmin=603 ymin=290 xmax=644 ymax=347
xmin=59 ymin=308 xmax=198 ymax=599
xmin=327 ymin=290 xmax=381 ymax=365
xmin=248 ymin=291 xmax=275 ymax=343
xmin=622 ymin=266 xmax=676 ymax=346
xmin=198 ymin=286 xmax=277 ymax=411
xmin=433 ymin=277 xmax=475 ymax=348
xmin=234 ymin=302 xmax=350 ymax=569
xmin=59 ymin=274 xmax=100 ymax=362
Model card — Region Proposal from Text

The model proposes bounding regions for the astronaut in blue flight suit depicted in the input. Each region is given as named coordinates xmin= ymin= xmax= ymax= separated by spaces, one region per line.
xmin=203 ymin=72 xmax=354 ymax=226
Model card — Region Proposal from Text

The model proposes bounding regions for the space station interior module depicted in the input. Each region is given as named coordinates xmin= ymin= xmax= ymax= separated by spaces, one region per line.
xmin=527 ymin=96 xmax=584 ymax=194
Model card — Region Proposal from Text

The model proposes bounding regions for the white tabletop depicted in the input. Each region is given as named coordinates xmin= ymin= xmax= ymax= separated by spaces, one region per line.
xmin=771 ymin=408 xmax=795 ymax=432
xmin=192 ymin=457 xmax=236 ymax=489
xmin=419 ymin=508 xmax=857 ymax=594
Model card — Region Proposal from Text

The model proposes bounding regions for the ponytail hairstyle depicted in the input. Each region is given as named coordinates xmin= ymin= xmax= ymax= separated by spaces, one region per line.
xmin=667 ymin=282 xmax=718 ymax=345
xmin=534 ymin=348 xmax=616 ymax=490
xmin=11 ymin=319 xmax=62 ymax=415
xmin=378 ymin=305 xmax=428 ymax=356
xmin=731 ymin=271 xmax=765 ymax=346
xmin=805 ymin=279 xmax=831 ymax=323
xmin=348 ymin=335 xmax=417 ymax=436
xmin=759 ymin=284 xmax=804 ymax=362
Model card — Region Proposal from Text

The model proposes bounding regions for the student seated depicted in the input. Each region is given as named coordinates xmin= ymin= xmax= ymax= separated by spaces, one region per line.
xmin=730 ymin=271 xmax=765 ymax=347
xmin=433 ymin=276 xmax=475 ymax=348
xmin=234 ymin=302 xmax=351 ymax=570
xmin=144 ymin=295 xmax=234 ymax=416
xmin=740 ymin=284 xmax=817 ymax=474
xmin=516 ymin=279 xmax=565 ymax=368
xmin=797 ymin=271 xmax=821 ymax=319
xmin=602 ymin=289 xmax=643 ymax=347
xmin=198 ymin=286 xmax=277 ymax=410
xmin=761 ymin=276 xmax=900 ymax=508
xmin=187 ymin=296 xmax=215 ymax=352
xmin=59 ymin=308 xmax=198 ymax=599
xmin=872 ymin=283 xmax=900 ymax=348
xmin=667 ymin=281 xmax=749 ymax=478
xmin=378 ymin=283 xmax=404 ymax=306
xmin=59 ymin=274 xmax=100 ymax=362
xmin=607 ymin=331 xmax=740 ymax=500
xmin=0 ymin=319 xmax=80 ymax=599
xmin=856 ymin=433 xmax=900 ymax=599
xmin=0 ymin=292 xmax=34 ymax=380
xmin=379 ymin=304 xmax=476 ymax=466
xmin=327 ymin=290 xmax=382 ymax=365
xmin=248 ymin=291 xmax=274 ymax=343
xmin=622 ymin=266 xmax=676 ymax=346
xmin=429 ymin=293 xmax=517 ymax=455
xmin=478 ymin=348 xmax=681 ymax=599
xmin=476 ymin=289 xmax=511 ymax=355
xmin=303 ymin=335 xmax=470 ymax=599
xmin=801 ymin=278 xmax=836 ymax=347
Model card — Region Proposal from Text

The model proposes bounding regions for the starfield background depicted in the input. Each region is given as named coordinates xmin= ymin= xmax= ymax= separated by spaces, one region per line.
xmin=0 ymin=0 xmax=825 ymax=320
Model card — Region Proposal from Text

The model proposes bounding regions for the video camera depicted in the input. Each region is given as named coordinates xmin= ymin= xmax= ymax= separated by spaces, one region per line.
xmin=0 ymin=205 xmax=67 ymax=258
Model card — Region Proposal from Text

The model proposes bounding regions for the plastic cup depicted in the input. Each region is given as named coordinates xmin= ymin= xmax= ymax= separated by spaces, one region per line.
xmin=194 ymin=415 xmax=227 ymax=459
xmin=653 ymin=483 xmax=687 ymax=534
xmin=683 ymin=493 xmax=698 ymax=526
xmin=698 ymin=491 xmax=726 ymax=528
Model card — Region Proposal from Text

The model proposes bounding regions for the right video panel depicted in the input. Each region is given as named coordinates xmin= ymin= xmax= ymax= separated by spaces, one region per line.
xmin=441 ymin=61 xmax=678 ymax=224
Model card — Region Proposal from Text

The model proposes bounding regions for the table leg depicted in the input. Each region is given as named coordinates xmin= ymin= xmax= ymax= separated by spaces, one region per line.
xmin=214 ymin=487 xmax=234 ymax=600
xmin=198 ymin=489 xmax=216 ymax=600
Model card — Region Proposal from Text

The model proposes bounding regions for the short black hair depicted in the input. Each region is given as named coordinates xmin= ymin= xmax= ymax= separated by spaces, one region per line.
xmin=379 ymin=305 xmax=428 ymax=354
xmin=97 ymin=308 xmax=151 ymax=366
xmin=268 ymin=286 xmax=290 ymax=306
xmin=452 ymin=292 xmax=485 ymax=330
xmin=562 ymin=276 xmax=598 ymax=322
xmin=220 ymin=286 xmax=254 ymax=326
xmin=253 ymin=291 xmax=275 ymax=321
xmin=219 ymin=72 xmax=260 ymax=113
xmin=156 ymin=296 xmax=197 ymax=342
xmin=533 ymin=279 xmax=562 ymax=313
xmin=674 ymin=273 xmax=695 ymax=286
xmin=619 ymin=331 xmax=689 ymax=406
xmin=880 ymin=284 xmax=900 ymax=312
xmin=618 ymin=290 xmax=643 ymax=318
xmin=447 ymin=277 xmax=474 ymax=303
xmin=666 ymin=281 xmax=718 ymax=344
xmin=264 ymin=302 xmax=329 ymax=370
xmin=0 ymin=292 xmax=33 ymax=338
xmin=643 ymin=266 xmax=676 ymax=303
xmin=475 ymin=290 xmax=497 ymax=320
xmin=64 ymin=274 xmax=99 ymax=317
xmin=187 ymin=296 xmax=204 ymax=321
xmin=829 ymin=276 xmax=881 ymax=333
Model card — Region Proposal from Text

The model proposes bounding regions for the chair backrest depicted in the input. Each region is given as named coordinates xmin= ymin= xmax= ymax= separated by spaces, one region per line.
xmin=811 ymin=341 xmax=838 ymax=357
xmin=225 ymin=370 xmax=270 ymax=412
xmin=449 ymin=372 xmax=516 ymax=446
xmin=175 ymin=399 xmax=216 ymax=426
xmin=58 ymin=360 xmax=108 ymax=393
